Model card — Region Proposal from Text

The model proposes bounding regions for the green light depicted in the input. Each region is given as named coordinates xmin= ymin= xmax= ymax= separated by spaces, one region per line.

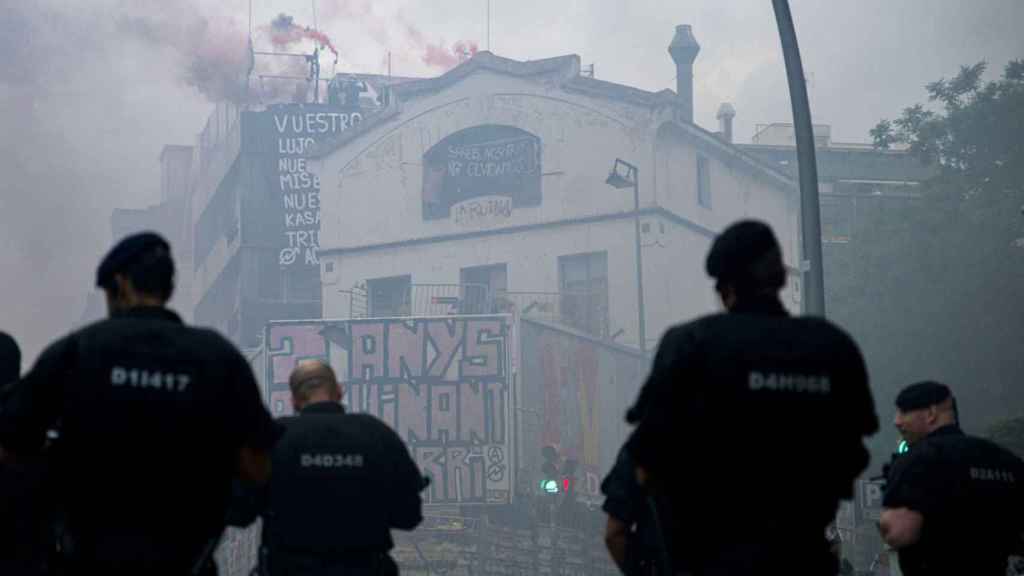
xmin=897 ymin=440 xmax=909 ymax=454
xmin=541 ymin=479 xmax=559 ymax=494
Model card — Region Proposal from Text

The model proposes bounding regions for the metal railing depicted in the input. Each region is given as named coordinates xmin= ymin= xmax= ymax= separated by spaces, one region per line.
xmin=343 ymin=283 xmax=610 ymax=338
xmin=495 ymin=290 xmax=610 ymax=338
xmin=346 ymin=282 xmax=494 ymax=318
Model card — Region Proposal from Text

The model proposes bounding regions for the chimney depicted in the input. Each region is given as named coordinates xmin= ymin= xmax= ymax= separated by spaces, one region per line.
xmin=716 ymin=103 xmax=736 ymax=143
xmin=668 ymin=24 xmax=700 ymax=123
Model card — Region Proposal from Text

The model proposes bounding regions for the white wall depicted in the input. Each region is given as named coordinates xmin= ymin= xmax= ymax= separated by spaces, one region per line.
xmin=315 ymin=67 xmax=803 ymax=348
xmin=314 ymin=72 xmax=657 ymax=253
xmin=323 ymin=217 xmax=651 ymax=348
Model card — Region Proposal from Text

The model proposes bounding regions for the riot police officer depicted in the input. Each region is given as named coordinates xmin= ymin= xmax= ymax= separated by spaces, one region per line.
xmin=249 ymin=359 xmax=425 ymax=576
xmin=0 ymin=232 xmax=279 ymax=576
xmin=0 ymin=331 xmax=49 ymax=576
xmin=624 ymin=220 xmax=879 ymax=575
xmin=880 ymin=381 xmax=1024 ymax=575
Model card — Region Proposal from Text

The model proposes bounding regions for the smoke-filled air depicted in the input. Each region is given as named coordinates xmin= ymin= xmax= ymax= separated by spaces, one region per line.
xmin=1 ymin=1 xmax=1022 ymax=575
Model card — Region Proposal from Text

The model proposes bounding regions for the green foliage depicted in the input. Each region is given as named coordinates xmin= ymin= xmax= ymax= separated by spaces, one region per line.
xmin=833 ymin=60 xmax=1024 ymax=467
xmin=871 ymin=59 xmax=1024 ymax=197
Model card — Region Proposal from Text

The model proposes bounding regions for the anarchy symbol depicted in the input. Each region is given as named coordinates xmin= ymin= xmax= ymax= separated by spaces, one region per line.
xmin=279 ymin=247 xmax=299 ymax=266
xmin=486 ymin=463 xmax=506 ymax=482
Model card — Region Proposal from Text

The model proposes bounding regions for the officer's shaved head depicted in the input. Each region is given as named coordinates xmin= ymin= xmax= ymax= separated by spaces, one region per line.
xmin=289 ymin=359 xmax=342 ymax=410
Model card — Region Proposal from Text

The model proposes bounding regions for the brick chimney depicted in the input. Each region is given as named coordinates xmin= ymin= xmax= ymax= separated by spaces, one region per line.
xmin=668 ymin=25 xmax=700 ymax=123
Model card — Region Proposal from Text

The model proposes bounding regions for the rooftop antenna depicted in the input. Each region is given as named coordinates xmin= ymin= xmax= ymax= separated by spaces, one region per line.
xmin=246 ymin=0 xmax=254 ymax=104
xmin=311 ymin=0 xmax=321 ymax=103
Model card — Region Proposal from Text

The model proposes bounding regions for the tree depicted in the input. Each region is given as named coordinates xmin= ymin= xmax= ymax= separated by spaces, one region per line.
xmin=871 ymin=60 xmax=1024 ymax=201
xmin=827 ymin=60 xmax=1024 ymax=470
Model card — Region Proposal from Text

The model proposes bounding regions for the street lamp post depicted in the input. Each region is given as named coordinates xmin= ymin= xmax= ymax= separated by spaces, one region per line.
xmin=772 ymin=0 xmax=826 ymax=316
xmin=606 ymin=158 xmax=647 ymax=354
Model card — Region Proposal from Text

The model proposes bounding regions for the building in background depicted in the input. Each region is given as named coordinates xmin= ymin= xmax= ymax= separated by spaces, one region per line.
xmin=187 ymin=74 xmax=417 ymax=347
xmin=77 ymin=145 xmax=195 ymax=327
xmin=311 ymin=26 xmax=802 ymax=356
xmin=738 ymin=122 xmax=935 ymax=244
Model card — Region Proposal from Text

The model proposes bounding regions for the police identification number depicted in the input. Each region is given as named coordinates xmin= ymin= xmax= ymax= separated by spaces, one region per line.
xmin=301 ymin=453 xmax=364 ymax=468
xmin=111 ymin=366 xmax=191 ymax=392
xmin=748 ymin=371 xmax=831 ymax=394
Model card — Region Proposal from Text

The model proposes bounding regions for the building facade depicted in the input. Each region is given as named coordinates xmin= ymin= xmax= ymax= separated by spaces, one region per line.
xmin=739 ymin=122 xmax=935 ymax=245
xmin=311 ymin=42 xmax=801 ymax=352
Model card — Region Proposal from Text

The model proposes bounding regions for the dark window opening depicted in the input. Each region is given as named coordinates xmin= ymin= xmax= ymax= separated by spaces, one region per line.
xmin=367 ymin=275 xmax=412 ymax=317
xmin=558 ymin=252 xmax=609 ymax=337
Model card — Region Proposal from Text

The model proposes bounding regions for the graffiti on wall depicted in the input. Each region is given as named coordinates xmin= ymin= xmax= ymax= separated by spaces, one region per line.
xmin=266 ymin=316 xmax=513 ymax=505
xmin=519 ymin=319 xmax=647 ymax=497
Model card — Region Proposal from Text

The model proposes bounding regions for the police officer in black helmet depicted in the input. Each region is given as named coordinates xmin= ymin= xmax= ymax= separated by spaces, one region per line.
xmin=624 ymin=219 xmax=878 ymax=575
xmin=0 ymin=232 xmax=279 ymax=576
xmin=233 ymin=359 xmax=425 ymax=576
xmin=880 ymin=381 xmax=1024 ymax=575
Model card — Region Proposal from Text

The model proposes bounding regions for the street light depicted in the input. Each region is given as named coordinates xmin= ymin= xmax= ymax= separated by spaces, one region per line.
xmin=772 ymin=0 xmax=826 ymax=316
xmin=606 ymin=158 xmax=647 ymax=354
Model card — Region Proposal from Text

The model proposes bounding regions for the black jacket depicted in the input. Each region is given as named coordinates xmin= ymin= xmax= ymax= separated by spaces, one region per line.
xmin=231 ymin=401 xmax=423 ymax=574
xmin=883 ymin=424 xmax=1024 ymax=576
xmin=0 ymin=307 xmax=278 ymax=571
xmin=625 ymin=295 xmax=878 ymax=574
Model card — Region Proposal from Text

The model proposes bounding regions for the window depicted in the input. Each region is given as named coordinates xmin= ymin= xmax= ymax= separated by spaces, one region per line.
xmin=460 ymin=264 xmax=508 ymax=313
xmin=558 ymin=252 xmax=609 ymax=337
xmin=697 ymin=154 xmax=711 ymax=209
xmin=367 ymin=275 xmax=411 ymax=317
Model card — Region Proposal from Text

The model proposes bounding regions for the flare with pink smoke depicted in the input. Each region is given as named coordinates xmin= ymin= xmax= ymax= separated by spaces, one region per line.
xmin=269 ymin=13 xmax=339 ymax=58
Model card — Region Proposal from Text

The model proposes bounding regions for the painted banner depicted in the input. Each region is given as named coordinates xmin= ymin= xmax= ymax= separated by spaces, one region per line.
xmin=518 ymin=318 xmax=648 ymax=499
xmin=242 ymin=104 xmax=363 ymax=268
xmin=422 ymin=124 xmax=542 ymax=221
xmin=265 ymin=316 xmax=513 ymax=505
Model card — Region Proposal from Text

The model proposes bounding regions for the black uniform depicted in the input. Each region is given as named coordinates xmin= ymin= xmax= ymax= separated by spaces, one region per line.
xmin=0 ymin=307 xmax=279 ymax=575
xmin=0 ymin=332 xmax=49 ymax=576
xmin=625 ymin=295 xmax=878 ymax=575
xmin=601 ymin=446 xmax=666 ymax=576
xmin=258 ymin=402 xmax=424 ymax=576
xmin=883 ymin=424 xmax=1024 ymax=576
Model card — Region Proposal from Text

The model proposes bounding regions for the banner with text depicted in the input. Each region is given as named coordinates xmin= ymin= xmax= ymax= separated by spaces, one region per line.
xmin=423 ymin=124 xmax=542 ymax=223
xmin=243 ymin=105 xmax=363 ymax=268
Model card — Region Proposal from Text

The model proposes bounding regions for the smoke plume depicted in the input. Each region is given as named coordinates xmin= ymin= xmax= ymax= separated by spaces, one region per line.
xmin=268 ymin=13 xmax=340 ymax=59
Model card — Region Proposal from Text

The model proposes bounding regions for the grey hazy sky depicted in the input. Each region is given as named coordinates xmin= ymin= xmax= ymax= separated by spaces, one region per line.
xmin=2 ymin=0 xmax=1022 ymax=365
